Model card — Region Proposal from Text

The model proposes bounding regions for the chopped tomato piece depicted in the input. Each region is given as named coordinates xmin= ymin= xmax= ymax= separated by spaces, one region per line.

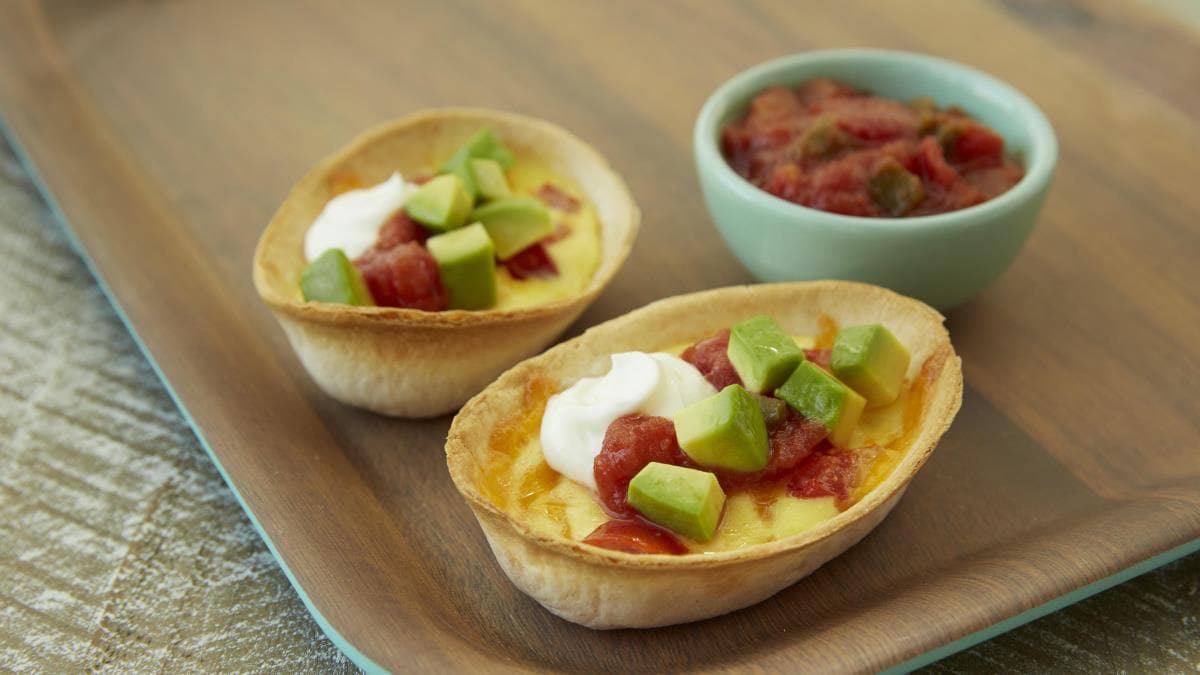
xmin=803 ymin=348 xmax=832 ymax=371
xmin=354 ymin=242 xmax=448 ymax=311
xmin=951 ymin=123 xmax=1005 ymax=165
xmin=593 ymin=414 xmax=691 ymax=517
xmin=535 ymin=183 xmax=581 ymax=213
xmin=504 ymin=243 xmax=559 ymax=280
xmin=680 ymin=330 xmax=742 ymax=389
xmin=372 ymin=211 xmax=429 ymax=250
xmin=582 ymin=519 xmax=688 ymax=555
xmin=786 ymin=446 xmax=859 ymax=502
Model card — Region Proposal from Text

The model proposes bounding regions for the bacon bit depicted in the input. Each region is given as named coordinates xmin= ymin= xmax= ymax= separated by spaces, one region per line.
xmin=681 ymin=330 xmax=742 ymax=389
xmin=504 ymin=243 xmax=559 ymax=280
xmin=593 ymin=414 xmax=692 ymax=517
xmin=803 ymin=348 xmax=832 ymax=371
xmin=544 ymin=222 xmax=572 ymax=244
xmin=372 ymin=211 xmax=429 ymax=250
xmin=582 ymin=519 xmax=688 ymax=555
xmin=535 ymin=183 xmax=581 ymax=212
xmin=354 ymin=242 xmax=448 ymax=311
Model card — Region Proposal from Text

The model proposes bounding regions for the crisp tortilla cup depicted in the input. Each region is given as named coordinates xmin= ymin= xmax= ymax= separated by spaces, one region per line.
xmin=253 ymin=108 xmax=639 ymax=417
xmin=446 ymin=281 xmax=963 ymax=628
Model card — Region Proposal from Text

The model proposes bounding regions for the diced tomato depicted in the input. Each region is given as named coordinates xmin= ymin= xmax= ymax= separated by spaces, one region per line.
xmin=372 ymin=211 xmax=429 ymax=250
xmin=535 ymin=183 xmax=581 ymax=213
xmin=680 ymin=330 xmax=742 ymax=389
xmin=803 ymin=348 xmax=832 ymax=371
xmin=786 ymin=446 xmax=859 ymax=502
xmin=747 ymin=85 xmax=804 ymax=123
xmin=354 ymin=242 xmax=448 ymax=311
xmin=582 ymin=519 xmax=688 ymax=555
xmin=504 ymin=243 xmax=559 ymax=280
xmin=911 ymin=136 xmax=960 ymax=189
xmin=826 ymin=97 xmax=921 ymax=142
xmin=951 ymin=123 xmax=1005 ymax=165
xmin=762 ymin=163 xmax=807 ymax=203
xmin=593 ymin=414 xmax=692 ymax=517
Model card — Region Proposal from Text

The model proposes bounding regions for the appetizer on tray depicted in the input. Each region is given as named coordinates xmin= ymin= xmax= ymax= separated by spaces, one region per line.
xmin=253 ymin=109 xmax=639 ymax=417
xmin=447 ymin=281 xmax=962 ymax=628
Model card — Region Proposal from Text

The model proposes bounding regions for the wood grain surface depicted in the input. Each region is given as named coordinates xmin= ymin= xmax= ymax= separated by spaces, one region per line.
xmin=1 ymin=0 xmax=1198 ymax=671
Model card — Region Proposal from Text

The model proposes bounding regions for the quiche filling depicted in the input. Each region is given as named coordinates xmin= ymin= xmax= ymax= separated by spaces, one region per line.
xmin=479 ymin=315 xmax=942 ymax=554
xmin=297 ymin=128 xmax=601 ymax=311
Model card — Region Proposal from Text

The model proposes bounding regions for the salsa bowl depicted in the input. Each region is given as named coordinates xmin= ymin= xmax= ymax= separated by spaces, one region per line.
xmin=694 ymin=49 xmax=1057 ymax=310
xmin=253 ymin=108 xmax=639 ymax=417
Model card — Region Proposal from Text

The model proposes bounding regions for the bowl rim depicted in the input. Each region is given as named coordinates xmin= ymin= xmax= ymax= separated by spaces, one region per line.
xmin=253 ymin=107 xmax=640 ymax=329
xmin=693 ymin=48 xmax=1058 ymax=231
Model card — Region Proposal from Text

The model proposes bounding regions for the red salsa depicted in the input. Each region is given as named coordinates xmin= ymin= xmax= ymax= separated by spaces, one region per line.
xmin=721 ymin=78 xmax=1024 ymax=217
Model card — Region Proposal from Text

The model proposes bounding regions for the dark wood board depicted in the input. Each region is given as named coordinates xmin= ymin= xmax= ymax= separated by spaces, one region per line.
xmin=1 ymin=0 xmax=1197 ymax=671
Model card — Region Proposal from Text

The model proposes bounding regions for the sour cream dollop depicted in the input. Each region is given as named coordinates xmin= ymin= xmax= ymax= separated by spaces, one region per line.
xmin=540 ymin=352 xmax=716 ymax=491
xmin=304 ymin=172 xmax=416 ymax=262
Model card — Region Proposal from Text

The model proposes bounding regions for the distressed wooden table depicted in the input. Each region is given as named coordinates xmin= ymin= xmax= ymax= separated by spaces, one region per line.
xmin=1 ymin=0 xmax=1198 ymax=671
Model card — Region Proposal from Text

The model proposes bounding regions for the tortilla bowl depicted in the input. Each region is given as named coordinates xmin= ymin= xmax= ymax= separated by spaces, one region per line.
xmin=253 ymin=108 xmax=639 ymax=417
xmin=445 ymin=281 xmax=962 ymax=628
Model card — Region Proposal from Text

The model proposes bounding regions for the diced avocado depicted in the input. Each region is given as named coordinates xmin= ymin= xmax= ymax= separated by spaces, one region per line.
xmin=727 ymin=315 xmax=804 ymax=394
xmin=468 ymin=198 xmax=552 ymax=260
xmin=673 ymin=384 xmax=769 ymax=473
xmin=300 ymin=249 xmax=374 ymax=306
xmin=439 ymin=152 xmax=479 ymax=201
xmin=627 ymin=462 xmax=726 ymax=542
xmin=869 ymin=158 xmax=925 ymax=217
xmin=440 ymin=128 xmax=516 ymax=173
xmin=469 ymin=158 xmax=511 ymax=201
xmin=775 ymin=362 xmax=866 ymax=448
xmin=404 ymin=174 xmax=472 ymax=231
xmin=831 ymin=324 xmax=911 ymax=406
xmin=425 ymin=222 xmax=496 ymax=310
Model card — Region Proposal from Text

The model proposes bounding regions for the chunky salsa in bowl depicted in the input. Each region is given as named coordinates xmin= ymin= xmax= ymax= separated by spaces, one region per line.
xmin=722 ymin=78 xmax=1025 ymax=217
xmin=693 ymin=49 xmax=1058 ymax=309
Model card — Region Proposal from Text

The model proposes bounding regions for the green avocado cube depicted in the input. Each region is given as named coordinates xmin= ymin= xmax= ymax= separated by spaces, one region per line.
xmin=469 ymin=158 xmax=511 ymax=201
xmin=673 ymin=384 xmax=769 ymax=473
xmin=440 ymin=128 xmax=516 ymax=174
xmin=439 ymin=152 xmax=479 ymax=201
xmin=300 ymin=249 xmax=374 ymax=306
xmin=468 ymin=198 xmax=552 ymax=260
xmin=775 ymin=362 xmax=866 ymax=448
xmin=627 ymin=462 xmax=726 ymax=543
xmin=727 ymin=315 xmax=804 ymax=393
xmin=425 ymin=223 xmax=496 ymax=310
xmin=404 ymin=174 xmax=472 ymax=231
xmin=831 ymin=324 xmax=911 ymax=406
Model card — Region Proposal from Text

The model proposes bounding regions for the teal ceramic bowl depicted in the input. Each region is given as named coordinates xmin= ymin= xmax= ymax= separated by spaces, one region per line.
xmin=694 ymin=49 xmax=1057 ymax=310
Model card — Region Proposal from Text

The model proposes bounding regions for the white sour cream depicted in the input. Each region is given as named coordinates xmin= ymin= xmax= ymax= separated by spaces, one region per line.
xmin=540 ymin=352 xmax=716 ymax=491
xmin=304 ymin=172 xmax=416 ymax=262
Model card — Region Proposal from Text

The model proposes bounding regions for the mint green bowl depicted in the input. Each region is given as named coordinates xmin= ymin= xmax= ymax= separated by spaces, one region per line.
xmin=694 ymin=49 xmax=1057 ymax=310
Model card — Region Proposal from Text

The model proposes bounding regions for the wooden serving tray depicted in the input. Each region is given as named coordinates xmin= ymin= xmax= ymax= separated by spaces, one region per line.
xmin=3 ymin=1 xmax=1197 ymax=671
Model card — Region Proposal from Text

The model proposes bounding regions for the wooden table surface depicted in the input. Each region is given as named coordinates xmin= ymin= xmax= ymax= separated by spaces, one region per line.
xmin=1 ymin=0 xmax=1198 ymax=671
